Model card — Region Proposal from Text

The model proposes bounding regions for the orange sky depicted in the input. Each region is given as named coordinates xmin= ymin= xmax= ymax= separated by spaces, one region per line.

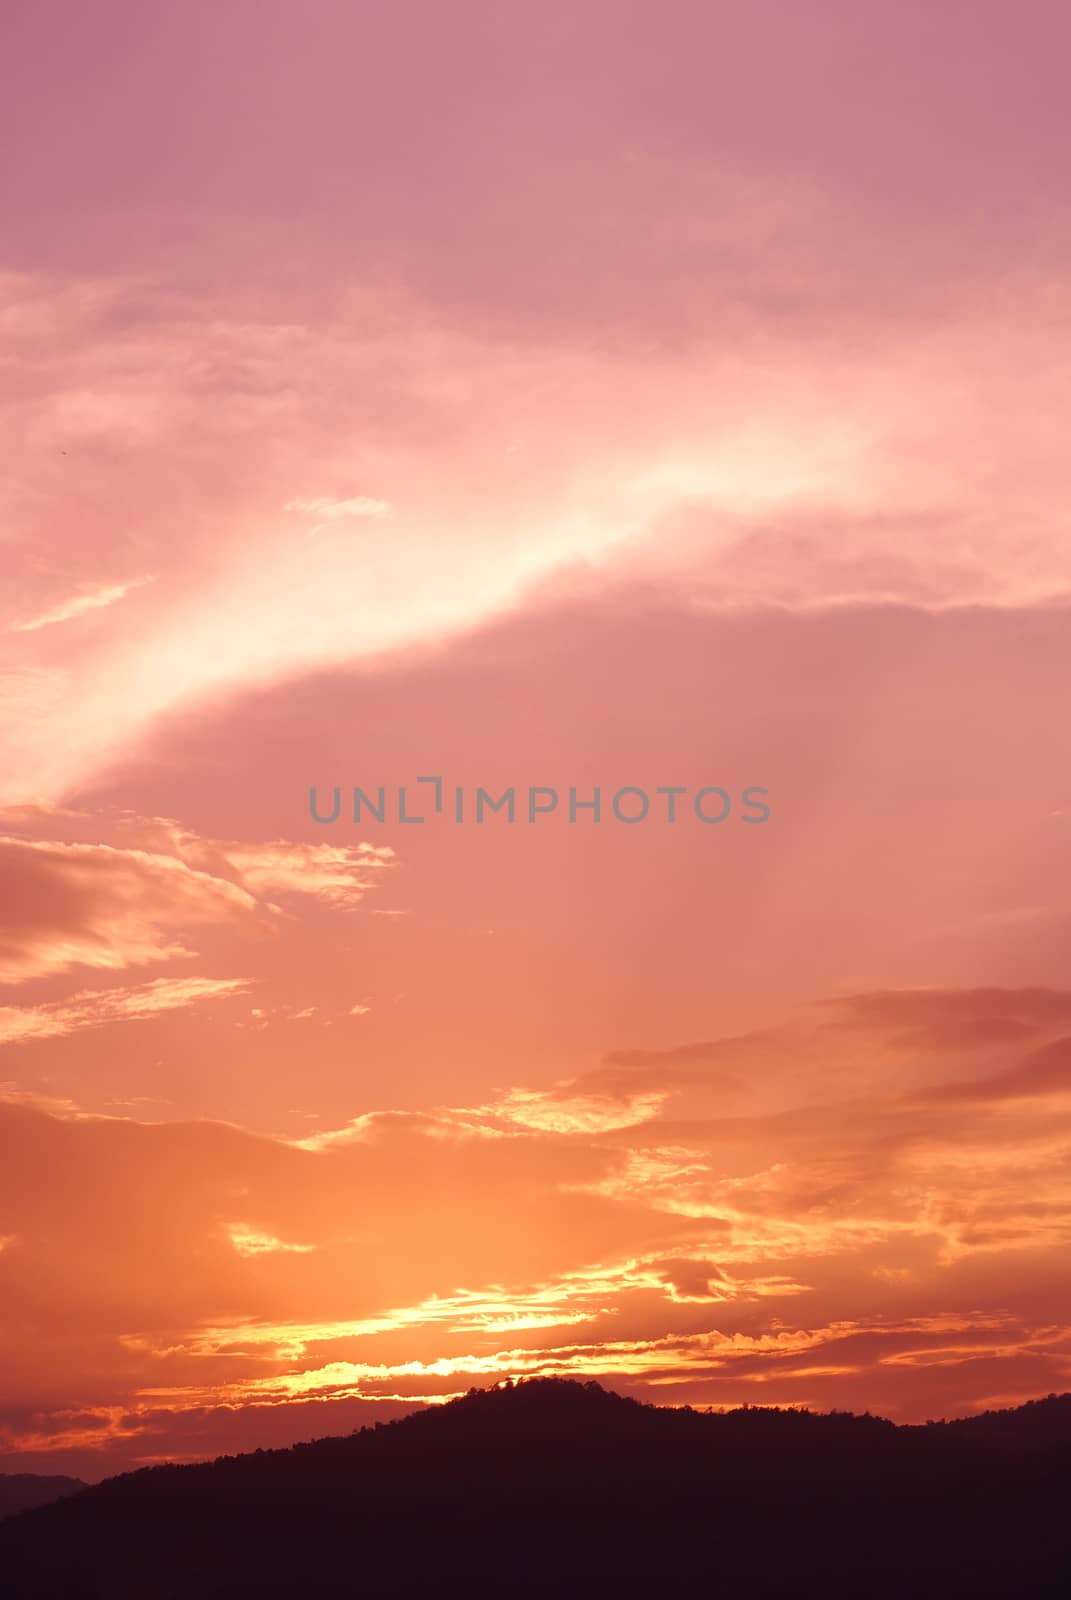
xmin=2 ymin=1 xmax=1071 ymax=1481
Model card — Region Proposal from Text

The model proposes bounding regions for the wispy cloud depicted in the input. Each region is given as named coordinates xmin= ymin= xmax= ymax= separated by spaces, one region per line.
xmin=11 ymin=576 xmax=154 ymax=634
xmin=284 ymin=496 xmax=390 ymax=519
xmin=135 ymin=1311 xmax=1040 ymax=1412
xmin=213 ymin=839 xmax=394 ymax=908
xmin=227 ymin=1225 xmax=316 ymax=1258
xmin=0 ymin=975 xmax=250 ymax=1046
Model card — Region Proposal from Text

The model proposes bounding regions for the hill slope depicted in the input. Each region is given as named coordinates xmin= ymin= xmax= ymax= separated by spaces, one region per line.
xmin=1 ymin=1380 xmax=1069 ymax=1598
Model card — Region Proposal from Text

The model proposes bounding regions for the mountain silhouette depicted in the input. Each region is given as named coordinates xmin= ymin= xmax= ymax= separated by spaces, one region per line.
xmin=1 ymin=1379 xmax=1069 ymax=1597
xmin=0 ymin=1475 xmax=85 ymax=1521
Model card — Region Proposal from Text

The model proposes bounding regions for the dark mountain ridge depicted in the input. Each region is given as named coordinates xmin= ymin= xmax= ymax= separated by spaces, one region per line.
xmin=2 ymin=1380 xmax=1069 ymax=1598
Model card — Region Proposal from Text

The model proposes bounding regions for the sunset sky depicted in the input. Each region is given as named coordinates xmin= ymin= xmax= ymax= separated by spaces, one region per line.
xmin=3 ymin=1 xmax=1071 ymax=1481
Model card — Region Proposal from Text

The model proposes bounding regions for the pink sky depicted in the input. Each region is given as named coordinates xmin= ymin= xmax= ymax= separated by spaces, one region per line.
xmin=2 ymin=1 xmax=1071 ymax=1480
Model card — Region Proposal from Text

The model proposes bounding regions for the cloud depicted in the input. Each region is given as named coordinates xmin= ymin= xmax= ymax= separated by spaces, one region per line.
xmin=3 ymin=986 xmax=1071 ymax=1473
xmin=482 ymin=1086 xmax=670 ymax=1136
xmin=0 ymin=814 xmax=394 ymax=987
xmin=920 ymin=1037 xmax=1071 ymax=1104
xmin=127 ymin=1311 xmax=1053 ymax=1414
xmin=830 ymin=988 xmax=1071 ymax=1033
xmin=4 ymin=245 xmax=1071 ymax=809
xmin=208 ymin=839 xmax=393 ymax=908
xmin=0 ymin=836 xmax=259 ymax=983
xmin=227 ymin=1225 xmax=316 ymax=1258
xmin=284 ymin=496 xmax=390 ymax=519
xmin=0 ymin=975 xmax=250 ymax=1047
xmin=10 ymin=576 xmax=154 ymax=634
